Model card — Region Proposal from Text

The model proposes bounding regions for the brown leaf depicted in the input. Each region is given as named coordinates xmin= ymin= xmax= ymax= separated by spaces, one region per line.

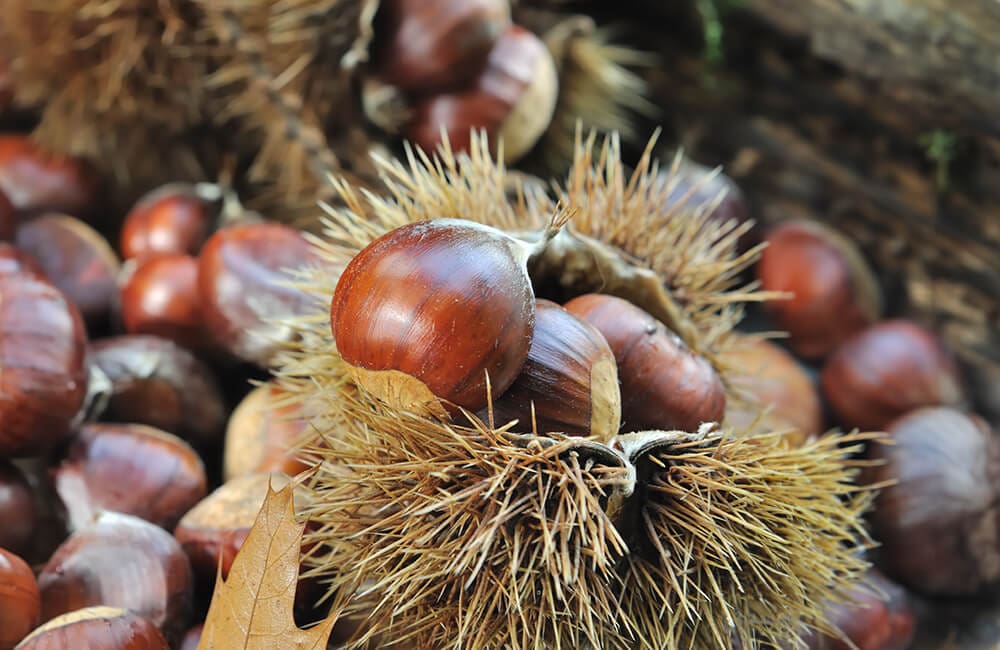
xmin=198 ymin=480 xmax=337 ymax=650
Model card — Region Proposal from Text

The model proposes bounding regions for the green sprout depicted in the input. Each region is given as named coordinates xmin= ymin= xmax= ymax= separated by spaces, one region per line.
xmin=919 ymin=129 xmax=958 ymax=192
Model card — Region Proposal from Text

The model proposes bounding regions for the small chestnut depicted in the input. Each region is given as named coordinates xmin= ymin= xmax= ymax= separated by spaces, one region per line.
xmin=821 ymin=319 xmax=965 ymax=430
xmin=406 ymin=24 xmax=559 ymax=164
xmin=486 ymin=299 xmax=620 ymax=440
xmin=0 ymin=272 xmax=88 ymax=458
xmin=865 ymin=407 xmax=1000 ymax=596
xmin=197 ymin=221 xmax=319 ymax=366
xmin=15 ymin=607 xmax=169 ymax=650
xmin=0 ymin=243 xmax=44 ymax=277
xmin=0 ymin=547 xmax=40 ymax=650
xmin=119 ymin=253 xmax=203 ymax=350
xmin=89 ymin=335 xmax=227 ymax=447
xmin=563 ymin=293 xmax=726 ymax=433
xmin=0 ymin=188 xmax=15 ymax=241
xmin=51 ymin=423 xmax=207 ymax=532
xmin=0 ymin=460 xmax=38 ymax=557
xmin=0 ymin=136 xmax=101 ymax=218
xmin=38 ymin=510 xmax=193 ymax=641
xmin=15 ymin=214 xmax=121 ymax=327
xmin=223 ymin=382 xmax=312 ymax=481
xmin=331 ymin=219 xmax=539 ymax=415
xmin=756 ymin=220 xmax=882 ymax=360
xmin=120 ymin=183 xmax=218 ymax=260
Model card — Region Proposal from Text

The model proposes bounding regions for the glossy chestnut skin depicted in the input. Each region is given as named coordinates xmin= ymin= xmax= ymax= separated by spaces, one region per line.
xmin=865 ymin=407 xmax=1000 ymax=596
xmin=821 ymin=319 xmax=965 ymax=430
xmin=0 ymin=461 xmax=37 ymax=557
xmin=331 ymin=219 xmax=536 ymax=414
xmin=406 ymin=24 xmax=559 ymax=164
xmin=0 ymin=273 xmax=88 ymax=458
xmin=89 ymin=335 xmax=227 ymax=447
xmin=223 ymin=382 xmax=312 ymax=481
xmin=120 ymin=253 xmax=203 ymax=349
xmin=15 ymin=607 xmax=169 ymax=650
xmin=0 ymin=136 xmax=100 ymax=217
xmin=38 ymin=511 xmax=193 ymax=641
xmin=16 ymin=214 xmax=121 ymax=327
xmin=803 ymin=569 xmax=915 ymax=650
xmin=0 ymin=548 xmax=40 ymax=650
xmin=757 ymin=220 xmax=882 ymax=360
xmin=198 ymin=221 xmax=318 ymax=366
xmin=179 ymin=624 xmax=203 ymax=650
xmin=487 ymin=299 xmax=620 ymax=440
xmin=0 ymin=188 xmax=15 ymax=241
xmin=0 ymin=243 xmax=44 ymax=277
xmin=52 ymin=423 xmax=207 ymax=532
xmin=375 ymin=0 xmax=511 ymax=94
xmin=120 ymin=184 xmax=215 ymax=260
xmin=563 ymin=293 xmax=726 ymax=433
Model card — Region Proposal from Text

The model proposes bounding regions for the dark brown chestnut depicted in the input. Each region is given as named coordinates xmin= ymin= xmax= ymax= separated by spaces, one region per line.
xmin=88 ymin=335 xmax=227 ymax=448
xmin=52 ymin=423 xmax=207 ymax=532
xmin=15 ymin=214 xmax=121 ymax=327
xmin=821 ymin=319 xmax=965 ymax=430
xmin=756 ymin=220 xmax=882 ymax=360
xmin=405 ymin=24 xmax=559 ymax=164
xmin=0 ymin=547 xmax=40 ymax=650
xmin=865 ymin=407 xmax=1000 ymax=596
xmin=223 ymin=382 xmax=312 ymax=481
xmin=0 ymin=136 xmax=101 ymax=218
xmin=198 ymin=221 xmax=319 ymax=366
xmin=331 ymin=219 xmax=539 ymax=415
xmin=15 ymin=607 xmax=169 ymax=650
xmin=38 ymin=511 xmax=193 ymax=641
xmin=0 ymin=243 xmax=44 ymax=277
xmin=563 ymin=293 xmax=726 ymax=433
xmin=119 ymin=253 xmax=203 ymax=350
xmin=0 ymin=460 xmax=37 ymax=557
xmin=486 ymin=299 xmax=620 ymax=440
xmin=0 ymin=272 xmax=88 ymax=458
xmin=0 ymin=61 xmax=11 ymax=115
xmin=179 ymin=624 xmax=202 ymax=650
xmin=120 ymin=183 xmax=218 ymax=260
xmin=0 ymin=188 xmax=15 ymax=241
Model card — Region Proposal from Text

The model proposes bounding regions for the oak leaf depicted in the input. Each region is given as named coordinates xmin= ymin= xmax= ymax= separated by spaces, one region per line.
xmin=198 ymin=481 xmax=337 ymax=649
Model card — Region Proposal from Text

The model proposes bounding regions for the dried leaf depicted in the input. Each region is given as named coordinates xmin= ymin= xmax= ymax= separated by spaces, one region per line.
xmin=198 ymin=481 xmax=337 ymax=650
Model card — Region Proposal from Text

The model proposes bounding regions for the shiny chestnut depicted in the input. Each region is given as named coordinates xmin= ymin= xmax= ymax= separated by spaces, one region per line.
xmin=223 ymin=382 xmax=312 ymax=481
xmin=0 ymin=244 xmax=44 ymax=277
xmin=0 ymin=188 xmax=15 ymax=241
xmin=564 ymin=293 xmax=725 ymax=433
xmin=0 ymin=460 xmax=38 ymax=557
xmin=15 ymin=607 xmax=169 ymax=650
xmin=0 ymin=548 xmax=40 ymax=650
xmin=0 ymin=136 xmax=100 ymax=217
xmin=120 ymin=183 xmax=217 ymax=260
xmin=119 ymin=253 xmax=203 ymax=349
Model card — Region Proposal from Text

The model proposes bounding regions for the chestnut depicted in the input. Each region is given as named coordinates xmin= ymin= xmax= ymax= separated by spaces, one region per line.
xmin=405 ymin=24 xmax=559 ymax=164
xmin=0 ymin=188 xmax=15 ymax=241
xmin=197 ymin=221 xmax=319 ymax=366
xmin=51 ymin=423 xmax=207 ymax=532
xmin=0 ymin=60 xmax=11 ymax=114
xmin=15 ymin=607 xmax=169 ymax=650
xmin=0 ymin=136 xmax=101 ymax=218
xmin=486 ymin=299 xmax=620 ymax=440
xmin=119 ymin=253 xmax=203 ymax=350
xmin=563 ymin=293 xmax=726 ymax=433
xmin=821 ymin=320 xmax=965 ymax=430
xmin=0 ymin=547 xmax=40 ymax=650
xmin=0 ymin=243 xmax=44 ymax=277
xmin=38 ymin=511 xmax=193 ymax=641
xmin=15 ymin=214 xmax=121 ymax=327
xmin=89 ymin=335 xmax=227 ymax=447
xmin=865 ymin=407 xmax=1000 ymax=596
xmin=120 ymin=183 xmax=218 ymax=260
xmin=0 ymin=272 xmax=88 ymax=458
xmin=330 ymin=219 xmax=538 ymax=415
xmin=223 ymin=382 xmax=312 ymax=481
xmin=374 ymin=0 xmax=511 ymax=94
xmin=0 ymin=460 xmax=37 ymax=557
xmin=756 ymin=220 xmax=882 ymax=360
xmin=179 ymin=624 xmax=202 ymax=650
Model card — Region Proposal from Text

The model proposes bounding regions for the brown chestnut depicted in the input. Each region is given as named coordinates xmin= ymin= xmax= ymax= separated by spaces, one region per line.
xmin=15 ymin=607 xmax=169 ymax=650
xmin=563 ymin=293 xmax=726 ymax=433
xmin=331 ymin=219 xmax=539 ymax=415
xmin=865 ymin=407 xmax=1000 ymax=596
xmin=0 ymin=460 xmax=37 ymax=557
xmin=0 ymin=548 xmax=40 ymax=650
xmin=486 ymin=299 xmax=620 ymax=440
xmin=89 ymin=335 xmax=227 ymax=447
xmin=16 ymin=214 xmax=121 ymax=327
xmin=756 ymin=220 xmax=882 ymax=360
xmin=0 ymin=136 xmax=101 ymax=218
xmin=119 ymin=253 xmax=203 ymax=350
xmin=374 ymin=0 xmax=511 ymax=94
xmin=821 ymin=319 xmax=965 ymax=430
xmin=179 ymin=624 xmax=202 ymax=650
xmin=0 ymin=243 xmax=44 ymax=277
xmin=198 ymin=221 xmax=319 ymax=366
xmin=0 ymin=60 xmax=11 ymax=115
xmin=0 ymin=188 xmax=15 ymax=241
xmin=406 ymin=24 xmax=559 ymax=164
xmin=120 ymin=183 xmax=218 ymax=260
xmin=38 ymin=511 xmax=193 ymax=641
xmin=52 ymin=423 xmax=207 ymax=532
xmin=0 ymin=272 xmax=88 ymax=458
xmin=223 ymin=382 xmax=312 ymax=481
